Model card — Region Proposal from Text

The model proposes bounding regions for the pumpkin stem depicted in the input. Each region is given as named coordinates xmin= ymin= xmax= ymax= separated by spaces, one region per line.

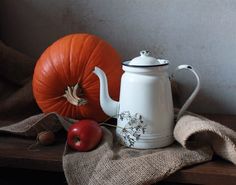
xmin=63 ymin=83 xmax=87 ymax=106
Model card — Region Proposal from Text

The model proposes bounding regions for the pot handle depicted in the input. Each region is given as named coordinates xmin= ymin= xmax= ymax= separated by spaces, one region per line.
xmin=171 ymin=65 xmax=200 ymax=121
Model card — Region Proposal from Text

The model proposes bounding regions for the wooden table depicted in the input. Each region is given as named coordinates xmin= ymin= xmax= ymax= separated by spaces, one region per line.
xmin=0 ymin=115 xmax=236 ymax=185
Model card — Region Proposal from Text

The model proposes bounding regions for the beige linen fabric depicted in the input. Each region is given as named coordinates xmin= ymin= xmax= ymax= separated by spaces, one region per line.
xmin=62 ymin=114 xmax=236 ymax=185
xmin=63 ymin=127 xmax=211 ymax=185
xmin=0 ymin=113 xmax=70 ymax=137
xmin=174 ymin=115 xmax=236 ymax=165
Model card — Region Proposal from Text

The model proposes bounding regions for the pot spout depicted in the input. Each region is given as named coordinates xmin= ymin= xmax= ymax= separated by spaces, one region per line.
xmin=93 ymin=67 xmax=119 ymax=118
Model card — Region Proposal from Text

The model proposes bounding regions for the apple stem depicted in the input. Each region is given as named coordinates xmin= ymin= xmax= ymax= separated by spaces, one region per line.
xmin=99 ymin=122 xmax=132 ymax=130
xmin=100 ymin=116 xmax=134 ymax=135
xmin=102 ymin=116 xmax=113 ymax=123
xmin=99 ymin=122 xmax=117 ymax=128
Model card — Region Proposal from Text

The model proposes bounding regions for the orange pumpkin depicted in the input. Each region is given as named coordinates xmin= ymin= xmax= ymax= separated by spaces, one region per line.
xmin=33 ymin=33 xmax=122 ymax=122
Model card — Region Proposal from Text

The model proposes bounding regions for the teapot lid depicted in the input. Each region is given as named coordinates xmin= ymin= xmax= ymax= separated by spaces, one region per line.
xmin=125 ymin=50 xmax=168 ymax=67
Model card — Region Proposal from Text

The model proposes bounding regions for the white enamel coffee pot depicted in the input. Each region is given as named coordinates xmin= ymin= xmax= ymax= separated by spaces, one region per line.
xmin=93 ymin=50 xmax=200 ymax=149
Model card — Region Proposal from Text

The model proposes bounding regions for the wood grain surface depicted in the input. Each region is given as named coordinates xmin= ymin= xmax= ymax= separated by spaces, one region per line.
xmin=0 ymin=115 xmax=235 ymax=185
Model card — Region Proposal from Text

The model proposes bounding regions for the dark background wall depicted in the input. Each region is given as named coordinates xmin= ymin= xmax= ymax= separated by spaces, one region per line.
xmin=1 ymin=0 xmax=236 ymax=114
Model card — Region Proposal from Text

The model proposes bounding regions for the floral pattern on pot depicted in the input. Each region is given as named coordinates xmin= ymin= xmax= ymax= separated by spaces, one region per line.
xmin=117 ymin=111 xmax=147 ymax=147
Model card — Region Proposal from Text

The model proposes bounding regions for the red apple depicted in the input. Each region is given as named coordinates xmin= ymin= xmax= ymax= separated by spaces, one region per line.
xmin=67 ymin=119 xmax=103 ymax=152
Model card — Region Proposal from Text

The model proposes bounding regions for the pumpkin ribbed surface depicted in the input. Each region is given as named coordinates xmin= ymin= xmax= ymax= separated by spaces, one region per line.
xmin=33 ymin=33 xmax=122 ymax=122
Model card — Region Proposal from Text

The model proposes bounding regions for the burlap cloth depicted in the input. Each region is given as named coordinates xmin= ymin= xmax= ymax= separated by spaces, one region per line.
xmin=1 ymin=41 xmax=236 ymax=185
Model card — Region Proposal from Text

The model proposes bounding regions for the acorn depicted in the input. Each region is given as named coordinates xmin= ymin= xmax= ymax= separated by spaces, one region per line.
xmin=37 ymin=130 xmax=55 ymax=146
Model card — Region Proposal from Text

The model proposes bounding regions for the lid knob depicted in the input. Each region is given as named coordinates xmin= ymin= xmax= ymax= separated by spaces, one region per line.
xmin=127 ymin=50 xmax=169 ymax=66
xmin=140 ymin=50 xmax=150 ymax=57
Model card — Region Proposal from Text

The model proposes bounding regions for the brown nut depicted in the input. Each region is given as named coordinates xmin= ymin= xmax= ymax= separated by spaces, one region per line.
xmin=37 ymin=130 xmax=55 ymax=146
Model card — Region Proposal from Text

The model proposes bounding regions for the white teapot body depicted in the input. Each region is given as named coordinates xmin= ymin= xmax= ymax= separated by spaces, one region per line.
xmin=94 ymin=51 xmax=200 ymax=149
xmin=117 ymin=63 xmax=174 ymax=148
